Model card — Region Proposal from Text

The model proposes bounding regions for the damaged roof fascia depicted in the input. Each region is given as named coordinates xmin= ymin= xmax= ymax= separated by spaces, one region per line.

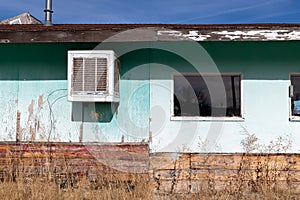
xmin=1 ymin=24 xmax=300 ymax=43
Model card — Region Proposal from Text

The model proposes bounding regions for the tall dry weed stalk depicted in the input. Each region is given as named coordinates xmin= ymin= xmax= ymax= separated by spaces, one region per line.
xmin=163 ymin=132 xmax=298 ymax=199
xmin=0 ymin=171 xmax=152 ymax=200
xmin=190 ymin=131 xmax=297 ymax=199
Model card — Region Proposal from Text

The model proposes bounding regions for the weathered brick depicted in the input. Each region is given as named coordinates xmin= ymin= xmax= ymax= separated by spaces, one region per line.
xmin=173 ymin=180 xmax=190 ymax=193
xmin=153 ymin=169 xmax=190 ymax=180
xmin=150 ymin=153 xmax=181 ymax=170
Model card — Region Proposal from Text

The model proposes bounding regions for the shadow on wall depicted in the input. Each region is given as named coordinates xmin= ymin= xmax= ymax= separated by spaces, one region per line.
xmin=72 ymin=102 xmax=119 ymax=123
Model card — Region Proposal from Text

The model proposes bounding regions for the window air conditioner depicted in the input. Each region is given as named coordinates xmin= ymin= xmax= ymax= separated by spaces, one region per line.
xmin=68 ymin=50 xmax=120 ymax=102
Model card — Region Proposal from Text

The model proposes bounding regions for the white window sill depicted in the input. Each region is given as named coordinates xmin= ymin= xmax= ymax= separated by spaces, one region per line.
xmin=289 ymin=116 xmax=300 ymax=122
xmin=170 ymin=116 xmax=244 ymax=122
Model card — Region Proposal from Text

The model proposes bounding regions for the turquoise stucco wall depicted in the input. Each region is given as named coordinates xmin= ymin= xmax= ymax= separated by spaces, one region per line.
xmin=0 ymin=43 xmax=150 ymax=143
xmin=1 ymin=41 xmax=300 ymax=152
xmin=147 ymin=41 xmax=300 ymax=152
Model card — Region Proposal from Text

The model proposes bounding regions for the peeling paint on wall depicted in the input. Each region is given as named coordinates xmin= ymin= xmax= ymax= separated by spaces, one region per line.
xmin=2 ymin=42 xmax=300 ymax=153
xmin=157 ymin=30 xmax=300 ymax=41
xmin=38 ymin=95 xmax=43 ymax=108
xmin=157 ymin=30 xmax=212 ymax=41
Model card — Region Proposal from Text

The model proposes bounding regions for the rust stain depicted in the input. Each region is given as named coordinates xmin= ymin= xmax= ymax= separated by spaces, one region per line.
xmin=16 ymin=111 xmax=21 ymax=142
xmin=38 ymin=95 xmax=43 ymax=108
xmin=27 ymin=100 xmax=34 ymax=122
xmin=30 ymin=126 xmax=36 ymax=141
xmin=36 ymin=120 xmax=40 ymax=131
xmin=90 ymin=110 xmax=101 ymax=121
xmin=149 ymin=131 xmax=152 ymax=143
xmin=115 ymin=106 xmax=118 ymax=117
xmin=79 ymin=123 xmax=83 ymax=143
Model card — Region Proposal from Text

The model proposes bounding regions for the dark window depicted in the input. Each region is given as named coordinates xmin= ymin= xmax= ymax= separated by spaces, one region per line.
xmin=291 ymin=75 xmax=300 ymax=116
xmin=173 ymin=74 xmax=241 ymax=117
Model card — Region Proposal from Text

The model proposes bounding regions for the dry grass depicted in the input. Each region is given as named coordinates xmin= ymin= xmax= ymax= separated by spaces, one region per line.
xmin=1 ymin=133 xmax=299 ymax=200
xmin=0 ymin=175 xmax=153 ymax=200
xmin=0 ymin=156 xmax=299 ymax=200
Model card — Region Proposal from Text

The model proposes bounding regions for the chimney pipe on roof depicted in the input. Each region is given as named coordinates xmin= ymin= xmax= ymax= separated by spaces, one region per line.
xmin=44 ymin=0 xmax=53 ymax=26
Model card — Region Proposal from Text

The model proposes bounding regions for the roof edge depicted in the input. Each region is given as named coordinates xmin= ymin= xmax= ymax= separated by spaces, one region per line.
xmin=1 ymin=23 xmax=300 ymax=43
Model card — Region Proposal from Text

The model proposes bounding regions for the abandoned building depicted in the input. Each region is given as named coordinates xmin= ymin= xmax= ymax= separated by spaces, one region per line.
xmin=1 ymin=24 xmax=300 ymax=151
xmin=1 ymin=23 xmax=300 ymax=194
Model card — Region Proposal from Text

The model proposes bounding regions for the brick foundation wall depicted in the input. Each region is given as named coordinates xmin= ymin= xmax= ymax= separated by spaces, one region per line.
xmin=0 ymin=142 xmax=149 ymax=181
xmin=150 ymin=153 xmax=300 ymax=195
xmin=1 ymin=143 xmax=300 ymax=196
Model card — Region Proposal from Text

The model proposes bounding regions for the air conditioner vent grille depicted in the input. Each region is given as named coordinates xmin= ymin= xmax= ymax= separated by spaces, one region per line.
xmin=73 ymin=57 xmax=84 ymax=92
xmin=72 ymin=57 xmax=108 ymax=94
xmin=68 ymin=50 xmax=119 ymax=102
xmin=96 ymin=58 xmax=108 ymax=91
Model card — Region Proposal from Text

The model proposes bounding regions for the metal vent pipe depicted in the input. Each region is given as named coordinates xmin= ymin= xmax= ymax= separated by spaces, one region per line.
xmin=44 ymin=0 xmax=53 ymax=26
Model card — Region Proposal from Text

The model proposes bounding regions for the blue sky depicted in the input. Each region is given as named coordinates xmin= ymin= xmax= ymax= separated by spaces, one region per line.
xmin=0 ymin=0 xmax=300 ymax=24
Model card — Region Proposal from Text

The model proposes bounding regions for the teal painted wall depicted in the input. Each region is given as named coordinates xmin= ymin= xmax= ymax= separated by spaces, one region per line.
xmin=201 ymin=41 xmax=300 ymax=80
xmin=147 ymin=41 xmax=300 ymax=152
xmin=0 ymin=43 xmax=150 ymax=143
xmin=1 ymin=41 xmax=300 ymax=153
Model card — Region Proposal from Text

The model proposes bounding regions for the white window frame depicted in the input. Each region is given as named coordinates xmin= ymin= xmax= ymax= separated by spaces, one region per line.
xmin=289 ymin=73 xmax=300 ymax=121
xmin=170 ymin=72 xmax=244 ymax=121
